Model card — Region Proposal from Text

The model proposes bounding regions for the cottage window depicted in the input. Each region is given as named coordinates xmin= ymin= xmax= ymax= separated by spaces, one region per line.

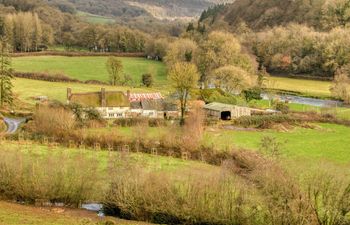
xmin=108 ymin=113 xmax=115 ymax=117
xmin=117 ymin=113 xmax=123 ymax=117
xmin=149 ymin=112 xmax=154 ymax=116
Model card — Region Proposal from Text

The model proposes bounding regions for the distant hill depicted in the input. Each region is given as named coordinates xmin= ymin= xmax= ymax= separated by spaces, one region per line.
xmin=202 ymin=0 xmax=350 ymax=31
xmin=50 ymin=0 xmax=235 ymax=20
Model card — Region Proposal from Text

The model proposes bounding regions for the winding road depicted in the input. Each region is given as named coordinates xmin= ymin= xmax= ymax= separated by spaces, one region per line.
xmin=3 ymin=117 xmax=26 ymax=134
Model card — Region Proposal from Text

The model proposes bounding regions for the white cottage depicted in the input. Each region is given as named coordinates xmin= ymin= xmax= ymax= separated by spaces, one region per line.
xmin=67 ymin=88 xmax=130 ymax=119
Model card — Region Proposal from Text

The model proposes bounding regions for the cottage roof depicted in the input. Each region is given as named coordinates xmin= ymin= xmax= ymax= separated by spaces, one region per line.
xmin=130 ymin=101 xmax=142 ymax=109
xmin=130 ymin=99 xmax=178 ymax=111
xmin=129 ymin=92 xmax=163 ymax=102
xmin=69 ymin=91 xmax=129 ymax=107
xmin=141 ymin=99 xmax=164 ymax=111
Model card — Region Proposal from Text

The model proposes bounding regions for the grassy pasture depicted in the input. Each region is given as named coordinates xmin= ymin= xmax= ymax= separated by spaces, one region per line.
xmin=77 ymin=11 xmax=116 ymax=24
xmin=205 ymin=123 xmax=350 ymax=164
xmin=86 ymin=123 xmax=350 ymax=165
xmin=12 ymin=55 xmax=333 ymax=97
xmin=12 ymin=56 xmax=167 ymax=86
xmin=267 ymin=76 xmax=332 ymax=97
xmin=1 ymin=140 xmax=214 ymax=173
xmin=13 ymin=78 xmax=165 ymax=104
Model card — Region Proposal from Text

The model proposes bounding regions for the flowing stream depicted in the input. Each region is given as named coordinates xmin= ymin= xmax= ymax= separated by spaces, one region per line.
xmin=261 ymin=93 xmax=343 ymax=107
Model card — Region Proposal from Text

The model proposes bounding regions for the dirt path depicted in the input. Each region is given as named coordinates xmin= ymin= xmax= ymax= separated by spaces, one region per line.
xmin=0 ymin=201 xmax=152 ymax=225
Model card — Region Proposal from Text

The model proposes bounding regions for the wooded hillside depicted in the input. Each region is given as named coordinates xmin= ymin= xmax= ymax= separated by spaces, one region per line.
xmin=204 ymin=0 xmax=350 ymax=31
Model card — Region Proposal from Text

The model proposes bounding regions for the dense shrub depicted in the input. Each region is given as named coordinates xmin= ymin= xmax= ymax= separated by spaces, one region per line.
xmin=243 ymin=88 xmax=262 ymax=102
xmin=104 ymin=167 xmax=256 ymax=225
xmin=142 ymin=73 xmax=154 ymax=87
xmin=11 ymin=51 xmax=145 ymax=58
xmin=114 ymin=118 xmax=166 ymax=127
xmin=200 ymin=88 xmax=245 ymax=105
xmin=14 ymin=72 xmax=80 ymax=83
xmin=234 ymin=114 xmax=298 ymax=128
xmin=29 ymin=106 xmax=76 ymax=138
xmin=274 ymin=101 xmax=290 ymax=114
xmin=0 ymin=149 xmax=100 ymax=206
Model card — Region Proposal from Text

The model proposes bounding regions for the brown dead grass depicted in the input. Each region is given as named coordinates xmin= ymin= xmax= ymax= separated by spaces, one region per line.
xmin=0 ymin=201 xmax=153 ymax=225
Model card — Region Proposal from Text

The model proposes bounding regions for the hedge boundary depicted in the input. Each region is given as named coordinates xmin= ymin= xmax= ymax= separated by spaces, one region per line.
xmin=11 ymin=51 xmax=146 ymax=58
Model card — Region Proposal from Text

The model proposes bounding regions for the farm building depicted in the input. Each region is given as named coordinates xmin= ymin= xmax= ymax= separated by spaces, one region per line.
xmin=67 ymin=88 xmax=179 ymax=119
xmin=129 ymin=99 xmax=179 ymax=119
xmin=204 ymin=102 xmax=252 ymax=120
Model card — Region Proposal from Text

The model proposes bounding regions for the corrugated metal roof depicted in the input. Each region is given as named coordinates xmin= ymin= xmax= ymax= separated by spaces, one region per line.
xmin=203 ymin=102 xmax=238 ymax=112
xmin=129 ymin=93 xmax=163 ymax=102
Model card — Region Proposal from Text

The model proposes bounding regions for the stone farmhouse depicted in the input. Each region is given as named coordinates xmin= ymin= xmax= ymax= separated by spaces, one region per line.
xmin=67 ymin=88 xmax=179 ymax=119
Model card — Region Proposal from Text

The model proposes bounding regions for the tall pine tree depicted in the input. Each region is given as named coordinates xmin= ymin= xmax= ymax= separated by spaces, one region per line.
xmin=0 ymin=39 xmax=13 ymax=107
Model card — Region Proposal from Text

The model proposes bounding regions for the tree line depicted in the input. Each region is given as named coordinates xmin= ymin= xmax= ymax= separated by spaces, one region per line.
xmin=0 ymin=1 xmax=148 ymax=53
xmin=250 ymin=24 xmax=350 ymax=78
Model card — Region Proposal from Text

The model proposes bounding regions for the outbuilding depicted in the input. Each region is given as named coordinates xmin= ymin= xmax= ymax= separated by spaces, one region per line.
xmin=203 ymin=102 xmax=252 ymax=120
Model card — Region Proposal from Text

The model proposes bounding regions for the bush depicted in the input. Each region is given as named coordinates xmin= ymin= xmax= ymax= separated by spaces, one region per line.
xmin=114 ymin=118 xmax=166 ymax=127
xmin=274 ymin=101 xmax=290 ymax=114
xmin=104 ymin=167 xmax=255 ymax=225
xmin=14 ymin=71 xmax=80 ymax=83
xmin=0 ymin=149 xmax=100 ymax=206
xmin=200 ymin=88 xmax=244 ymax=105
xmin=142 ymin=73 xmax=154 ymax=87
xmin=234 ymin=114 xmax=298 ymax=128
xmin=29 ymin=106 xmax=76 ymax=138
xmin=243 ymin=88 xmax=262 ymax=102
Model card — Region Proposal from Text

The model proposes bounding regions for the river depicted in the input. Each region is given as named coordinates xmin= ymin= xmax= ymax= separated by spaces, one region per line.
xmin=261 ymin=93 xmax=343 ymax=107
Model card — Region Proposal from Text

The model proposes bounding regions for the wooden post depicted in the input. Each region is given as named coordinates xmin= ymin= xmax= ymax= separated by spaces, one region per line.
xmin=181 ymin=152 xmax=189 ymax=161
xmin=122 ymin=145 xmax=130 ymax=153
xmin=69 ymin=140 xmax=75 ymax=149
xmin=135 ymin=140 xmax=140 ymax=153
xmin=42 ymin=137 xmax=49 ymax=145
xmin=94 ymin=143 xmax=101 ymax=151
xmin=167 ymin=150 xmax=174 ymax=157
xmin=151 ymin=148 xmax=157 ymax=156
xmin=79 ymin=142 xmax=85 ymax=150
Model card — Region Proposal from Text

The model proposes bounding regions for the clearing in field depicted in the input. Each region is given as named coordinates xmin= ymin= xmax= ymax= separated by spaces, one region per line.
xmin=267 ymin=76 xmax=332 ymax=97
xmin=12 ymin=56 xmax=167 ymax=86
xmin=77 ymin=11 xmax=116 ymax=24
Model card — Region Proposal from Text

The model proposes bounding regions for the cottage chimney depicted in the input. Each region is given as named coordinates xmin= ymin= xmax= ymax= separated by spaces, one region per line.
xmin=67 ymin=88 xmax=72 ymax=104
xmin=101 ymin=88 xmax=106 ymax=107
xmin=126 ymin=90 xmax=131 ymax=100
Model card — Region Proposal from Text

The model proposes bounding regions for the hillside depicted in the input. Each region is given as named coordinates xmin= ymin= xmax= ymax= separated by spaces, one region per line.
xmin=203 ymin=0 xmax=350 ymax=30
xmin=50 ymin=0 xmax=235 ymax=20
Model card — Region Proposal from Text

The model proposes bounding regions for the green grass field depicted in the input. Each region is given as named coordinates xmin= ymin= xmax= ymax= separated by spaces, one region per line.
xmin=205 ymin=123 xmax=350 ymax=164
xmin=2 ymin=140 xmax=214 ymax=173
xmin=12 ymin=56 xmax=167 ymax=86
xmin=12 ymin=55 xmax=334 ymax=97
xmin=86 ymin=123 xmax=350 ymax=165
xmin=77 ymin=11 xmax=116 ymax=24
xmin=267 ymin=76 xmax=332 ymax=97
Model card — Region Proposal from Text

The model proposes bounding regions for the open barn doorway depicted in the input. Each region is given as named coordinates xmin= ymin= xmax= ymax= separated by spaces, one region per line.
xmin=221 ymin=111 xmax=231 ymax=120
